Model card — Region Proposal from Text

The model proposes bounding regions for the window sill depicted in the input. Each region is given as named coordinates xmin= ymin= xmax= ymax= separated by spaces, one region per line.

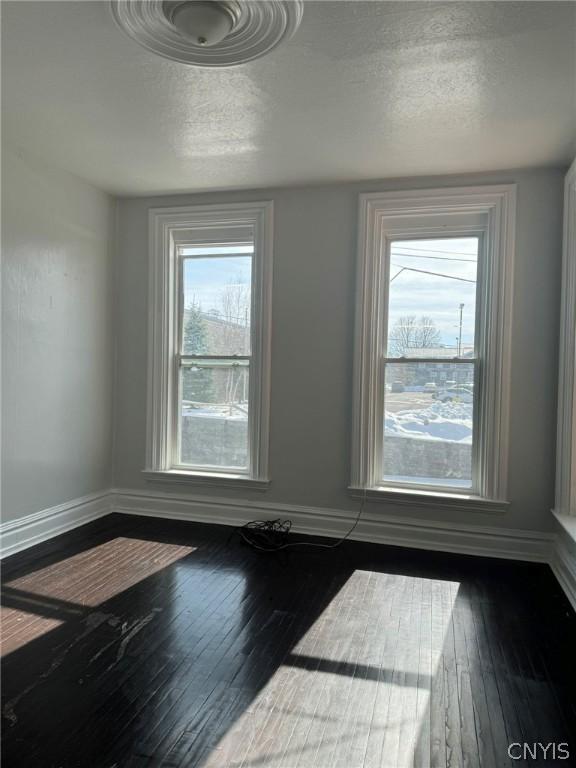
xmin=142 ymin=470 xmax=270 ymax=491
xmin=348 ymin=485 xmax=509 ymax=515
xmin=552 ymin=509 xmax=576 ymax=544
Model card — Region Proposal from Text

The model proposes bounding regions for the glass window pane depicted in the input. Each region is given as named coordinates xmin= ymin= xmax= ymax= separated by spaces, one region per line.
xmin=387 ymin=238 xmax=478 ymax=358
xmin=181 ymin=245 xmax=254 ymax=256
xmin=182 ymin=254 xmax=251 ymax=356
xmin=383 ymin=362 xmax=475 ymax=489
xmin=179 ymin=364 xmax=249 ymax=471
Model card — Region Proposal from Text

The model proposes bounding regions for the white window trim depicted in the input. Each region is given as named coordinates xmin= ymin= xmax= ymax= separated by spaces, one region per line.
xmin=145 ymin=201 xmax=273 ymax=487
xmin=555 ymin=159 xmax=576 ymax=518
xmin=351 ymin=185 xmax=516 ymax=506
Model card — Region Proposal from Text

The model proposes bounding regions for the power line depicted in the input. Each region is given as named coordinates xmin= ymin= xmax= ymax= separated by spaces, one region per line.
xmin=391 ymin=251 xmax=477 ymax=264
xmin=390 ymin=267 xmax=406 ymax=283
xmin=390 ymin=264 xmax=476 ymax=284
xmin=392 ymin=244 xmax=478 ymax=258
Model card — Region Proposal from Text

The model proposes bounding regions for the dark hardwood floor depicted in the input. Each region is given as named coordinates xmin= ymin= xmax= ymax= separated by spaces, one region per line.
xmin=2 ymin=513 xmax=575 ymax=767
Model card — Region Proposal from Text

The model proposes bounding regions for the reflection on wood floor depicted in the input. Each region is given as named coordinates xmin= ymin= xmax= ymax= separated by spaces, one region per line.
xmin=2 ymin=513 xmax=575 ymax=767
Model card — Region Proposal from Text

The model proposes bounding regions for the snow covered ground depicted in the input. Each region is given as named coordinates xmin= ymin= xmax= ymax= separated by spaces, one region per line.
xmin=385 ymin=401 xmax=472 ymax=443
xmin=182 ymin=405 xmax=247 ymax=420
xmin=183 ymin=400 xmax=473 ymax=445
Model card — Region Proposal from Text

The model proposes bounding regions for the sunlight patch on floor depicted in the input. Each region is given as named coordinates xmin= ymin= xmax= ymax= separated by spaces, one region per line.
xmin=200 ymin=569 xmax=460 ymax=768
xmin=5 ymin=537 xmax=195 ymax=606
xmin=1 ymin=537 xmax=195 ymax=655
xmin=1 ymin=604 xmax=63 ymax=657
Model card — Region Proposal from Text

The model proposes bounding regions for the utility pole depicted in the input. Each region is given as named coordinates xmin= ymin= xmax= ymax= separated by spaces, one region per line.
xmin=457 ymin=303 xmax=464 ymax=357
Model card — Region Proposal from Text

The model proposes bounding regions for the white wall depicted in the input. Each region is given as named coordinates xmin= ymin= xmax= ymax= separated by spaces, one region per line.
xmin=1 ymin=143 xmax=116 ymax=523
xmin=114 ymin=168 xmax=564 ymax=534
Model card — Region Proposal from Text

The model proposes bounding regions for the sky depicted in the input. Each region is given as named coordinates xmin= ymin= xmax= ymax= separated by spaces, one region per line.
xmin=388 ymin=237 xmax=478 ymax=352
xmin=182 ymin=246 xmax=252 ymax=318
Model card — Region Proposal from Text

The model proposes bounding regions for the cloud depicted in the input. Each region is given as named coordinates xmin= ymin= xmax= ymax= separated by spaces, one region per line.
xmin=389 ymin=238 xmax=478 ymax=346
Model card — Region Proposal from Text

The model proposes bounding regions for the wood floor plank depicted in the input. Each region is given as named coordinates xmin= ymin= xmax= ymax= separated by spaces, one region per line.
xmin=381 ymin=573 xmax=417 ymax=767
xmin=412 ymin=575 xmax=433 ymax=768
xmin=466 ymin=579 xmax=512 ymax=768
xmin=441 ymin=580 xmax=464 ymax=768
xmin=459 ymin=585 xmax=497 ymax=768
xmin=364 ymin=571 xmax=406 ymax=768
xmin=428 ymin=579 xmax=447 ymax=768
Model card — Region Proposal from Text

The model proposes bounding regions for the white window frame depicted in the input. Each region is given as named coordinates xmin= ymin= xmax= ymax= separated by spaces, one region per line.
xmin=351 ymin=185 xmax=516 ymax=509
xmin=145 ymin=202 xmax=273 ymax=489
xmin=555 ymin=159 xmax=576 ymax=518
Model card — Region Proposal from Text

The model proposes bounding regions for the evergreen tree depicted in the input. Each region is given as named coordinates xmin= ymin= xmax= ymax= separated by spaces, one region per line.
xmin=182 ymin=305 xmax=214 ymax=404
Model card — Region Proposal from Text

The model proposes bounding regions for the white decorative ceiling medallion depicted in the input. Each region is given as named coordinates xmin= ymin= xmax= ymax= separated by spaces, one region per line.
xmin=110 ymin=1 xmax=304 ymax=67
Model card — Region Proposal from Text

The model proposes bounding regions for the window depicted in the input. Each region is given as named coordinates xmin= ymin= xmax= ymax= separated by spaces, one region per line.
xmin=352 ymin=186 xmax=516 ymax=504
xmin=146 ymin=202 xmax=273 ymax=487
xmin=555 ymin=160 xmax=576 ymax=518
xmin=384 ymin=237 xmax=479 ymax=490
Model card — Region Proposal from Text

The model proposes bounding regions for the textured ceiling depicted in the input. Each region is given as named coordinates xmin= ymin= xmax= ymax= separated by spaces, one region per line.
xmin=2 ymin=1 xmax=575 ymax=195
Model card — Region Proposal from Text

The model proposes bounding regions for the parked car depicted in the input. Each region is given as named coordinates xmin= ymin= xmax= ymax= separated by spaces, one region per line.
xmin=434 ymin=386 xmax=473 ymax=403
xmin=423 ymin=382 xmax=437 ymax=393
xmin=390 ymin=381 xmax=405 ymax=393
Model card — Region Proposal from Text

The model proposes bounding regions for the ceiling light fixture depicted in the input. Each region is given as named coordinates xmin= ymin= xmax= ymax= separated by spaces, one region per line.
xmin=110 ymin=0 xmax=304 ymax=67
xmin=170 ymin=2 xmax=236 ymax=47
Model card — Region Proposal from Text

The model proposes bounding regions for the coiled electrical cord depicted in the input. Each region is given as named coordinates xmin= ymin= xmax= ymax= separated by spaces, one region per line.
xmin=235 ymin=491 xmax=367 ymax=552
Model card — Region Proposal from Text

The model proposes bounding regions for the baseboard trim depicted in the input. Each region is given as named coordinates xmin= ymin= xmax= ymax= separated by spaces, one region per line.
xmin=3 ymin=488 xmax=571 ymax=607
xmin=111 ymin=487 xmax=553 ymax=563
xmin=551 ymin=541 xmax=576 ymax=612
xmin=0 ymin=491 xmax=112 ymax=559
xmin=551 ymin=540 xmax=576 ymax=613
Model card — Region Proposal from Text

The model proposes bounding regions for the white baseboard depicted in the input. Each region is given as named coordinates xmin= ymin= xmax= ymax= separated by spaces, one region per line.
xmin=0 ymin=491 xmax=112 ymax=559
xmin=3 ymin=488 xmax=571 ymax=610
xmin=111 ymin=487 xmax=554 ymax=563
xmin=551 ymin=542 xmax=576 ymax=613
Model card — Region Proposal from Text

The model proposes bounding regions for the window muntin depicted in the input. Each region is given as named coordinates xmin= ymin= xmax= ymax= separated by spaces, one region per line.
xmin=382 ymin=237 xmax=480 ymax=491
xmin=175 ymin=244 xmax=254 ymax=472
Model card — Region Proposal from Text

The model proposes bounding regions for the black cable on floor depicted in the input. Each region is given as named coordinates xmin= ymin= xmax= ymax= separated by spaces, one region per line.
xmin=235 ymin=491 xmax=367 ymax=552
